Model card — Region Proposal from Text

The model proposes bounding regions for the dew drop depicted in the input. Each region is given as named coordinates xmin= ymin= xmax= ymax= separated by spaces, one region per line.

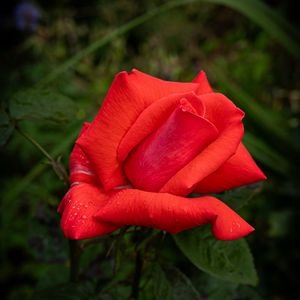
xmin=82 ymin=215 xmax=87 ymax=219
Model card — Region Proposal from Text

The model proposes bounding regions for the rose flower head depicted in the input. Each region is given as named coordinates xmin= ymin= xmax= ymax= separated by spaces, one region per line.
xmin=58 ymin=69 xmax=266 ymax=241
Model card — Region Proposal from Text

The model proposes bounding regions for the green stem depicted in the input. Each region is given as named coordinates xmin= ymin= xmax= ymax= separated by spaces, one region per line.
xmin=16 ymin=126 xmax=78 ymax=281
xmin=131 ymin=249 xmax=143 ymax=300
xmin=69 ymin=240 xmax=81 ymax=282
xmin=16 ymin=126 xmax=53 ymax=161
xmin=16 ymin=126 xmax=69 ymax=185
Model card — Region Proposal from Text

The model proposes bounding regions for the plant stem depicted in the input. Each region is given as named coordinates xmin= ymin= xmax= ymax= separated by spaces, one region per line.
xmin=131 ymin=249 xmax=143 ymax=300
xmin=16 ymin=126 xmax=53 ymax=161
xmin=16 ymin=126 xmax=69 ymax=185
xmin=16 ymin=126 xmax=78 ymax=281
xmin=69 ymin=240 xmax=81 ymax=282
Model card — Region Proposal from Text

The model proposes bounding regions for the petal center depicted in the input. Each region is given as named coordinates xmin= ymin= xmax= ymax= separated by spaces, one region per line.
xmin=124 ymin=98 xmax=219 ymax=191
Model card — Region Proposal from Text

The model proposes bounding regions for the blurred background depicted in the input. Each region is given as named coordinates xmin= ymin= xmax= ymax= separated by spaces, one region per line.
xmin=0 ymin=0 xmax=299 ymax=299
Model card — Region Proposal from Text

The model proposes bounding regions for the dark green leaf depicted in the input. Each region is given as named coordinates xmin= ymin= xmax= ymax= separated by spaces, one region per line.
xmin=0 ymin=110 xmax=14 ymax=146
xmin=194 ymin=274 xmax=264 ymax=300
xmin=189 ymin=183 xmax=263 ymax=210
xmin=154 ymin=264 xmax=175 ymax=300
xmin=10 ymin=89 xmax=77 ymax=124
xmin=173 ymin=226 xmax=258 ymax=286
xmin=154 ymin=264 xmax=202 ymax=300
xmin=218 ymin=183 xmax=263 ymax=210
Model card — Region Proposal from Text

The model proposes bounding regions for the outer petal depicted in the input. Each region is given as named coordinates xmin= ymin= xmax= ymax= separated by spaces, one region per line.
xmin=77 ymin=69 xmax=206 ymax=191
xmin=192 ymin=70 xmax=214 ymax=93
xmin=118 ymin=92 xmax=205 ymax=162
xmin=124 ymin=99 xmax=218 ymax=191
xmin=194 ymin=143 xmax=267 ymax=194
xmin=59 ymin=183 xmax=119 ymax=240
xmin=95 ymin=189 xmax=254 ymax=240
xmin=160 ymin=93 xmax=245 ymax=196
xmin=69 ymin=123 xmax=99 ymax=186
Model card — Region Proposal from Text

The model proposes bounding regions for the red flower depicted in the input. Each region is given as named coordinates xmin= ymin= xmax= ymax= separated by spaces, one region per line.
xmin=58 ymin=69 xmax=266 ymax=240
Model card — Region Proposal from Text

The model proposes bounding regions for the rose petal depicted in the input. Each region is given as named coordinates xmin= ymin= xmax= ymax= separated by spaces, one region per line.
xmin=192 ymin=70 xmax=214 ymax=93
xmin=59 ymin=183 xmax=119 ymax=240
xmin=118 ymin=91 xmax=205 ymax=162
xmin=69 ymin=123 xmax=99 ymax=186
xmin=124 ymin=98 xmax=218 ymax=191
xmin=95 ymin=189 xmax=254 ymax=240
xmin=160 ymin=93 xmax=245 ymax=196
xmin=77 ymin=69 xmax=207 ymax=191
xmin=194 ymin=143 xmax=267 ymax=194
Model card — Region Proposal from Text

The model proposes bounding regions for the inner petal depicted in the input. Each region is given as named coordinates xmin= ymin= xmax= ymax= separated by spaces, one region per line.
xmin=118 ymin=91 xmax=205 ymax=162
xmin=124 ymin=98 xmax=219 ymax=192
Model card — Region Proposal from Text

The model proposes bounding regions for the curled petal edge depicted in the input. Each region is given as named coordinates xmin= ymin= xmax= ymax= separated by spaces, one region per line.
xmin=95 ymin=189 xmax=254 ymax=241
xmin=59 ymin=185 xmax=254 ymax=241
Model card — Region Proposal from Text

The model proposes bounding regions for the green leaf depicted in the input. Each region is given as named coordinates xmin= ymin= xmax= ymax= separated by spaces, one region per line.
xmin=154 ymin=265 xmax=174 ymax=300
xmin=189 ymin=183 xmax=263 ymax=211
xmin=207 ymin=282 xmax=264 ymax=300
xmin=0 ymin=110 xmax=14 ymax=146
xmin=173 ymin=226 xmax=258 ymax=286
xmin=217 ymin=183 xmax=263 ymax=210
xmin=193 ymin=272 xmax=264 ymax=300
xmin=10 ymin=89 xmax=77 ymax=124
xmin=154 ymin=264 xmax=202 ymax=300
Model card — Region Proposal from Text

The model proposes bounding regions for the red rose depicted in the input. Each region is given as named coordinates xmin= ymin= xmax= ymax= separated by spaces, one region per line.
xmin=58 ymin=69 xmax=266 ymax=240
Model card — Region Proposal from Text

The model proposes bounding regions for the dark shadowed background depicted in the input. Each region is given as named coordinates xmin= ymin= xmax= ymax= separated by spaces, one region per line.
xmin=1 ymin=1 xmax=299 ymax=299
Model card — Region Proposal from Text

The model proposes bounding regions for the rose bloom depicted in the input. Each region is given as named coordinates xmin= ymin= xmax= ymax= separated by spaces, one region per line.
xmin=58 ymin=69 xmax=266 ymax=240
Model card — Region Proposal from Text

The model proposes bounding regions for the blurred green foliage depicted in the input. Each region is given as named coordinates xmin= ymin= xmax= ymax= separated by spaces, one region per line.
xmin=1 ymin=0 xmax=299 ymax=299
